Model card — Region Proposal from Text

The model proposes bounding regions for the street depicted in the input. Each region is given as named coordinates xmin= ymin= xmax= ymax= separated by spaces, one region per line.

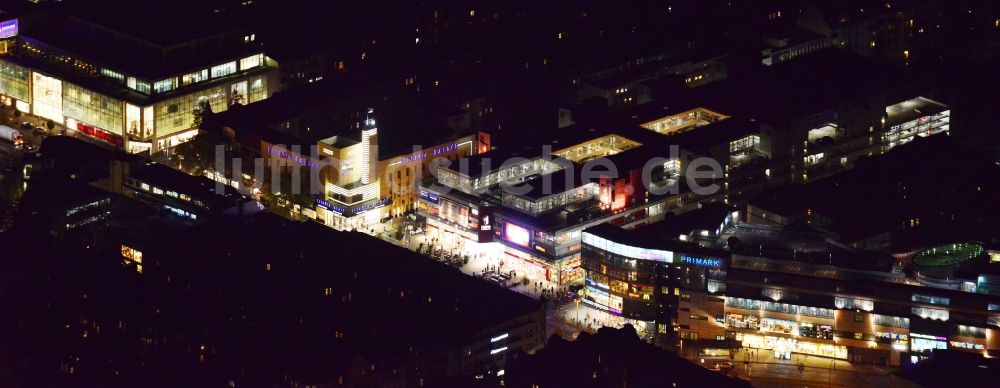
xmin=685 ymin=346 xmax=904 ymax=387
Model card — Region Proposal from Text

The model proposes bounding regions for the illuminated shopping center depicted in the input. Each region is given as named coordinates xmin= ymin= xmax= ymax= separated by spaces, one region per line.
xmin=0 ymin=14 xmax=277 ymax=153
xmin=577 ymin=202 xmax=1000 ymax=367
xmin=416 ymin=114 xmax=717 ymax=285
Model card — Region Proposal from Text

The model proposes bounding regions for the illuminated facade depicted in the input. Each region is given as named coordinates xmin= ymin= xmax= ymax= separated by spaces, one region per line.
xmin=419 ymin=134 xmax=693 ymax=286
xmin=0 ymin=19 xmax=278 ymax=154
xmin=580 ymin=224 xmax=729 ymax=346
xmin=381 ymin=131 xmax=488 ymax=218
xmin=581 ymin=217 xmax=1000 ymax=366
xmin=313 ymin=110 xmax=489 ymax=230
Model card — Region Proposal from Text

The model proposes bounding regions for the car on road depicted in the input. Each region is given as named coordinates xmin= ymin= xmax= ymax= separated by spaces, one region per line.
xmin=702 ymin=358 xmax=733 ymax=372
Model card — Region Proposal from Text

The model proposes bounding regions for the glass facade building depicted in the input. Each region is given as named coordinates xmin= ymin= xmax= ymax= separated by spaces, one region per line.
xmin=0 ymin=59 xmax=29 ymax=102
xmin=154 ymin=84 xmax=228 ymax=138
xmin=63 ymin=83 xmax=124 ymax=136
xmin=0 ymin=30 xmax=275 ymax=152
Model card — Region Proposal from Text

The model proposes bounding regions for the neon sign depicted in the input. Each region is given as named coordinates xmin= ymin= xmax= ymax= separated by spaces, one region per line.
xmin=680 ymin=255 xmax=723 ymax=268
xmin=267 ymin=145 xmax=318 ymax=168
xmin=317 ymin=197 xmax=390 ymax=216
xmin=399 ymin=142 xmax=462 ymax=164
xmin=418 ymin=189 xmax=439 ymax=203
xmin=875 ymin=332 xmax=907 ymax=341
xmin=949 ymin=341 xmax=985 ymax=350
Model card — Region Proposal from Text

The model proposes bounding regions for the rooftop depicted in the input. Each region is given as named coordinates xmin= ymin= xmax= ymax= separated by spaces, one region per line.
xmin=885 ymin=96 xmax=950 ymax=125
xmin=18 ymin=4 xmax=260 ymax=79
xmin=129 ymin=163 xmax=245 ymax=210
xmin=747 ymin=135 xmax=1000 ymax=248
xmin=693 ymin=50 xmax=917 ymax=124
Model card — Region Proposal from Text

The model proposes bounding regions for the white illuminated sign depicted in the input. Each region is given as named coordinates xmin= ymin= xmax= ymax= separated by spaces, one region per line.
xmin=490 ymin=333 xmax=508 ymax=342
xmin=581 ymin=232 xmax=674 ymax=263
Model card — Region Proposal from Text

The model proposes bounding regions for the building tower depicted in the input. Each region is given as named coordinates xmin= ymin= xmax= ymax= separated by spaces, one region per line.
xmin=361 ymin=108 xmax=378 ymax=184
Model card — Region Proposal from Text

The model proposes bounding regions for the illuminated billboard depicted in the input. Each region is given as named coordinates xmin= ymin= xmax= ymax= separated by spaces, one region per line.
xmin=0 ymin=19 xmax=17 ymax=39
xmin=477 ymin=207 xmax=494 ymax=243
xmin=504 ymin=222 xmax=530 ymax=247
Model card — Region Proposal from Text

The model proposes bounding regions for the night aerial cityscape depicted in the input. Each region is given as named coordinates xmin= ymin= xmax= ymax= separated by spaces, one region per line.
xmin=1 ymin=0 xmax=1000 ymax=387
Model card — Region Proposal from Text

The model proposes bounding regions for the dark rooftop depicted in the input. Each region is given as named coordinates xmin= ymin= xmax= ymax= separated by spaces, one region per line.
xmin=651 ymin=202 xmax=736 ymax=236
xmin=504 ymin=325 xmax=748 ymax=388
xmin=747 ymin=135 xmax=1000 ymax=248
xmin=129 ymin=163 xmax=245 ymax=210
xmin=19 ymin=4 xmax=259 ymax=79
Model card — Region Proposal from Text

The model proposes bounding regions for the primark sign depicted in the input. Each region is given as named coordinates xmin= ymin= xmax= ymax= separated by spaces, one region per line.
xmin=679 ymin=255 xmax=723 ymax=268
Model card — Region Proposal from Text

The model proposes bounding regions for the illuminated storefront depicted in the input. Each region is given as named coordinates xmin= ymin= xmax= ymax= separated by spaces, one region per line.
xmin=738 ymin=333 xmax=848 ymax=360
xmin=64 ymin=83 xmax=124 ymax=136
xmin=31 ymin=71 xmax=63 ymax=122
xmin=910 ymin=333 xmax=947 ymax=353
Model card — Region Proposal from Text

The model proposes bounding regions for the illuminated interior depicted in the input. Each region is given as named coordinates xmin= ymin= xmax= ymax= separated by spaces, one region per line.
xmin=640 ymin=108 xmax=730 ymax=136
xmin=552 ymin=134 xmax=642 ymax=163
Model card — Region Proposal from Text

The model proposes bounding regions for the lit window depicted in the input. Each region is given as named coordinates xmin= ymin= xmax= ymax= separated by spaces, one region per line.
xmin=153 ymin=78 xmax=176 ymax=93
xmin=211 ymin=62 xmax=237 ymax=78
xmin=239 ymin=54 xmax=262 ymax=70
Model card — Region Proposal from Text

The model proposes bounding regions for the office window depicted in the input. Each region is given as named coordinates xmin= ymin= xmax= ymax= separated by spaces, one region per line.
xmin=181 ymin=69 xmax=209 ymax=86
xmin=100 ymin=68 xmax=125 ymax=83
xmin=211 ymin=61 xmax=237 ymax=78
xmin=912 ymin=307 xmax=949 ymax=321
xmin=248 ymin=76 xmax=267 ymax=103
xmin=127 ymin=77 xmax=151 ymax=94
xmin=872 ymin=314 xmax=909 ymax=328
xmin=154 ymin=78 xmax=176 ymax=93
xmin=239 ymin=54 xmax=262 ymax=70
xmin=912 ymin=294 xmax=950 ymax=306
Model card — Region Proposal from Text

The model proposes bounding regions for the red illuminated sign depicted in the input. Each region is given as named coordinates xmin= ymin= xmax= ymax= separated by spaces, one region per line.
xmin=77 ymin=122 xmax=124 ymax=147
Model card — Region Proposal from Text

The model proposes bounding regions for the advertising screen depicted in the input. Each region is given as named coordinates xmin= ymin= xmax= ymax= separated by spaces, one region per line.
xmin=504 ymin=222 xmax=530 ymax=247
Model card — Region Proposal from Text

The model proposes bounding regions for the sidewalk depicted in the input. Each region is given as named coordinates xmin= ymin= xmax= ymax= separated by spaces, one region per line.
xmin=702 ymin=347 xmax=901 ymax=387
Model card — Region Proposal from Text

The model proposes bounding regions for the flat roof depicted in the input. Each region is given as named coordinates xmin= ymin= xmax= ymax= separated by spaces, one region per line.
xmin=747 ymin=135 xmax=1000 ymax=248
xmin=208 ymin=77 xmax=477 ymax=159
xmin=515 ymin=168 xmax=594 ymax=200
xmin=885 ymin=96 xmax=949 ymax=125
xmin=690 ymin=50 xmax=915 ymax=124
xmin=151 ymin=213 xmax=543 ymax=352
xmin=19 ymin=7 xmax=258 ymax=79
xmin=129 ymin=163 xmax=244 ymax=210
